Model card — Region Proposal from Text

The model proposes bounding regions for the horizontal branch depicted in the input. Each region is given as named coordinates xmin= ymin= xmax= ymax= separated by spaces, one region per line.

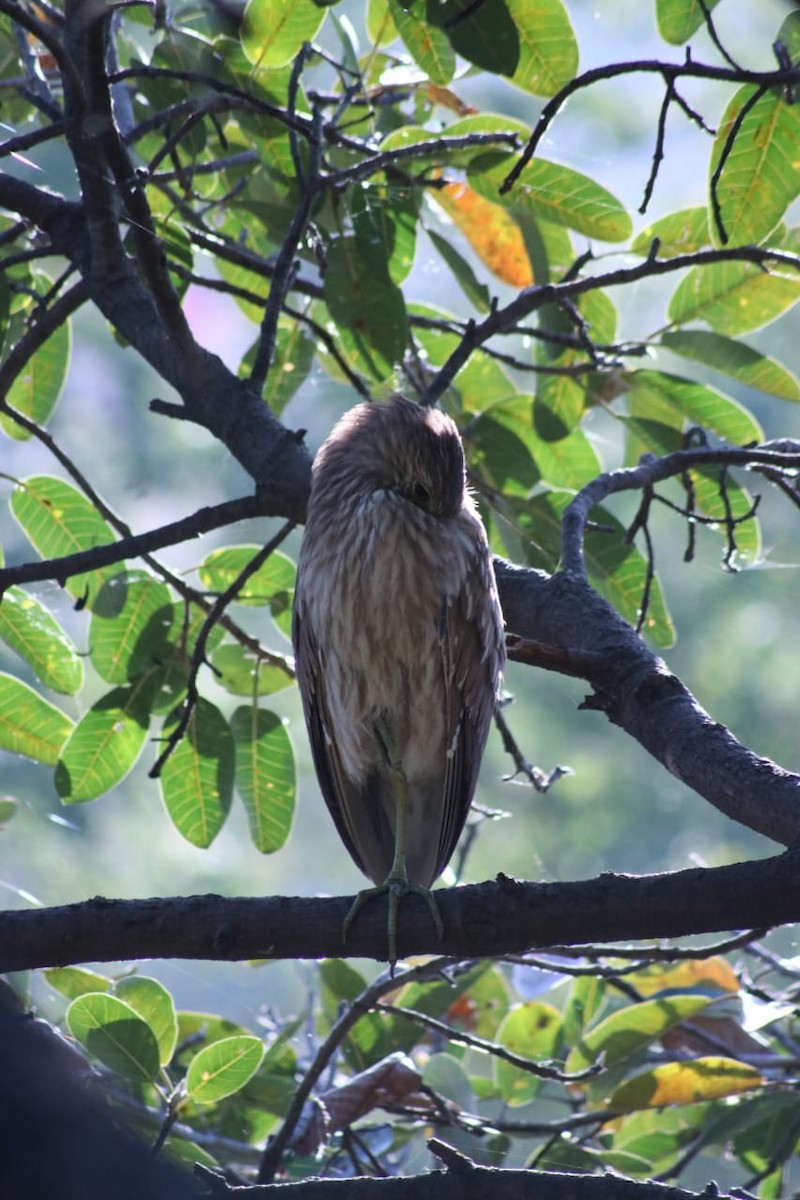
xmin=2 ymin=848 xmax=799 ymax=971
xmin=204 ymin=1152 xmax=755 ymax=1199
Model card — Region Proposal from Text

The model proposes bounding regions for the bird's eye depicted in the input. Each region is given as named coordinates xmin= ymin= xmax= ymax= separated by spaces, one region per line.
xmin=413 ymin=481 xmax=431 ymax=508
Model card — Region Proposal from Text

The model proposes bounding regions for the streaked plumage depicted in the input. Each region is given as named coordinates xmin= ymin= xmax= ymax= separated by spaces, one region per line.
xmin=292 ymin=395 xmax=504 ymax=955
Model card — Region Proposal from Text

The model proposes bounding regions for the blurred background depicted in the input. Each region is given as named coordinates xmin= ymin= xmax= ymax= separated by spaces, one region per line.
xmin=1 ymin=0 xmax=798 ymax=1022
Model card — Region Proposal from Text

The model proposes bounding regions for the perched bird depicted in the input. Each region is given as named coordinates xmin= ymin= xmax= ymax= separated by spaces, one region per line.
xmin=292 ymin=395 xmax=505 ymax=966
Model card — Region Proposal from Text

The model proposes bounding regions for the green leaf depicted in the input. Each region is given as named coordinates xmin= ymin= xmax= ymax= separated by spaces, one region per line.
xmin=186 ymin=1035 xmax=265 ymax=1104
xmin=89 ymin=572 xmax=174 ymax=684
xmin=320 ymin=959 xmax=403 ymax=1070
xmin=660 ymin=331 xmax=800 ymax=401
xmin=176 ymin=1011 xmax=251 ymax=1061
xmin=623 ymin=370 xmax=764 ymax=445
xmin=198 ymin=545 xmax=295 ymax=635
xmin=0 ymin=673 xmax=73 ymax=765
xmin=67 ymin=993 xmax=161 ymax=1082
xmin=668 ymin=258 xmax=800 ymax=335
xmin=231 ymin=705 xmax=295 ymax=853
xmin=389 ymin=0 xmax=455 ymax=84
xmin=584 ymin=507 xmax=675 ymax=647
xmin=689 ymin=468 xmax=761 ymax=565
xmin=656 ymin=0 xmax=721 ymax=44
xmin=259 ymin=320 xmax=316 ymax=416
xmin=11 ymin=476 xmax=122 ymax=610
xmin=427 ymin=229 xmax=491 ymax=313
xmin=0 ymin=588 xmax=83 ymax=694
xmin=211 ymin=643 xmax=294 ymax=697
xmin=115 ymin=976 xmax=178 ymax=1067
xmin=352 ymin=179 xmax=418 ymax=286
xmin=632 ymin=207 xmax=710 ymax=258
xmin=710 ymin=87 xmax=800 ymax=248
xmin=55 ymin=683 xmax=153 ymax=802
xmin=504 ymin=0 xmax=578 ymax=97
xmin=495 ymin=1001 xmax=562 ymax=1105
xmin=45 ymin=966 xmax=112 ymax=1000
xmin=565 ymin=994 xmax=712 ymax=1073
xmin=241 ymin=0 xmax=325 ymax=68
xmin=469 ymin=398 xmax=542 ymax=497
xmin=2 ymin=314 xmax=70 ymax=439
xmin=159 ymin=698 xmax=235 ymax=847
xmin=427 ymin=0 xmax=521 ymax=79
xmin=423 ymin=1052 xmax=474 ymax=1108
xmin=469 ymin=154 xmax=632 ymax=243
xmin=323 ymin=234 xmax=409 ymax=381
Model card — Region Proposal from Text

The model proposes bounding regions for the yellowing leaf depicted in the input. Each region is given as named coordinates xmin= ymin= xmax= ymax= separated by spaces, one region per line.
xmin=625 ymin=956 xmax=739 ymax=999
xmin=609 ymin=1057 xmax=763 ymax=1113
xmin=435 ymin=182 xmax=533 ymax=287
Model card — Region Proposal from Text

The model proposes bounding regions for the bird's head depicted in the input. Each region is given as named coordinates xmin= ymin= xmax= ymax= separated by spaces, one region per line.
xmin=313 ymin=395 xmax=467 ymax=519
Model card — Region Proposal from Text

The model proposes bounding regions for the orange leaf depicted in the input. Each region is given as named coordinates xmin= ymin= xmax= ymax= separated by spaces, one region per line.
xmin=435 ymin=182 xmax=533 ymax=288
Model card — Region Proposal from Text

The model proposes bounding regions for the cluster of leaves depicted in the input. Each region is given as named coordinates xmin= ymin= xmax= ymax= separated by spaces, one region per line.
xmin=0 ymin=0 xmax=799 ymax=841
xmin=0 ymin=525 xmax=297 ymax=852
xmin=1 ymin=0 xmax=800 ymax=1192
xmin=33 ymin=942 xmax=800 ymax=1190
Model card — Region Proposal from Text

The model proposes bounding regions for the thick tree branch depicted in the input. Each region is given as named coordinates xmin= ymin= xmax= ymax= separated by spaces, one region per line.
xmin=497 ymin=563 xmax=800 ymax=847
xmin=200 ymin=1159 xmax=754 ymax=1200
xmin=2 ymin=847 xmax=799 ymax=971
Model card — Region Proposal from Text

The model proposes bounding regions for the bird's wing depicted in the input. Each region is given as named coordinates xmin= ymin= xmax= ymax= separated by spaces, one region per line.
xmin=292 ymin=604 xmax=374 ymax=880
xmin=434 ymin=548 xmax=501 ymax=880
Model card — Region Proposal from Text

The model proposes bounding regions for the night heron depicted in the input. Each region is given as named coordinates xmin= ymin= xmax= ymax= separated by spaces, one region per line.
xmin=292 ymin=395 xmax=505 ymax=966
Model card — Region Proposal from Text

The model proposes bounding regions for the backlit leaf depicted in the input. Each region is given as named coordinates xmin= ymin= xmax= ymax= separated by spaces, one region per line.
xmin=610 ymin=1057 xmax=762 ymax=1113
xmin=231 ymin=705 xmax=295 ymax=853
xmin=495 ymin=1001 xmax=562 ymax=1105
xmin=241 ymin=0 xmax=325 ymax=68
xmin=389 ymin=0 xmax=455 ymax=84
xmin=89 ymin=572 xmax=174 ymax=684
xmin=656 ymin=0 xmax=722 ymax=44
xmin=67 ymin=993 xmax=161 ymax=1082
xmin=470 ymin=153 xmax=632 ymax=242
xmin=710 ymin=87 xmax=800 ymax=248
xmin=668 ymin=258 xmax=800 ymax=335
xmin=2 ymin=314 xmax=69 ymax=439
xmin=505 ymin=0 xmax=578 ymax=97
xmin=632 ymin=207 xmax=710 ymax=258
xmin=0 ymin=672 xmax=72 ymax=765
xmin=159 ymin=698 xmax=234 ymax=847
xmin=0 ymin=588 xmax=83 ymax=694
xmin=11 ymin=476 xmax=122 ymax=610
xmin=661 ymin=331 xmax=800 ymax=401
xmin=115 ymin=976 xmax=178 ymax=1067
xmin=565 ymin=994 xmax=712 ymax=1074
xmin=186 ymin=1035 xmax=265 ymax=1104
xmin=433 ymin=182 xmax=533 ymax=287
xmin=55 ymin=683 xmax=153 ymax=802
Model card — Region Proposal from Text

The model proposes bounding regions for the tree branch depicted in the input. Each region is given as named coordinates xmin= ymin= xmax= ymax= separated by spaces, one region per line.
xmin=2 ymin=847 xmax=800 ymax=971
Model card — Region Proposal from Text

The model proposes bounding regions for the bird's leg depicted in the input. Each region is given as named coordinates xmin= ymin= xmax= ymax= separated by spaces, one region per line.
xmin=343 ymin=722 xmax=444 ymax=972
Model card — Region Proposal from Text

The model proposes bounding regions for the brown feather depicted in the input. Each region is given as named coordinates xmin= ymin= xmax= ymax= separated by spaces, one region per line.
xmin=292 ymin=395 xmax=505 ymax=889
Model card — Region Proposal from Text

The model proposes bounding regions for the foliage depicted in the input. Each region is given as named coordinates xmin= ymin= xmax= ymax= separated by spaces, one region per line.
xmin=1 ymin=0 xmax=800 ymax=1193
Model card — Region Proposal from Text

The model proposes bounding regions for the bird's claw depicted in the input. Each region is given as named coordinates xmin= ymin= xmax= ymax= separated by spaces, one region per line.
xmin=343 ymin=879 xmax=444 ymax=975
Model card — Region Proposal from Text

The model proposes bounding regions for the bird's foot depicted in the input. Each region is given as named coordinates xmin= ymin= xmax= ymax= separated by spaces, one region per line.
xmin=343 ymin=878 xmax=444 ymax=974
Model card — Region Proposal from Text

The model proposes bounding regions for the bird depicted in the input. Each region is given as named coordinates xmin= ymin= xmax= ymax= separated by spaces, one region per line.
xmin=292 ymin=394 xmax=505 ymax=968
